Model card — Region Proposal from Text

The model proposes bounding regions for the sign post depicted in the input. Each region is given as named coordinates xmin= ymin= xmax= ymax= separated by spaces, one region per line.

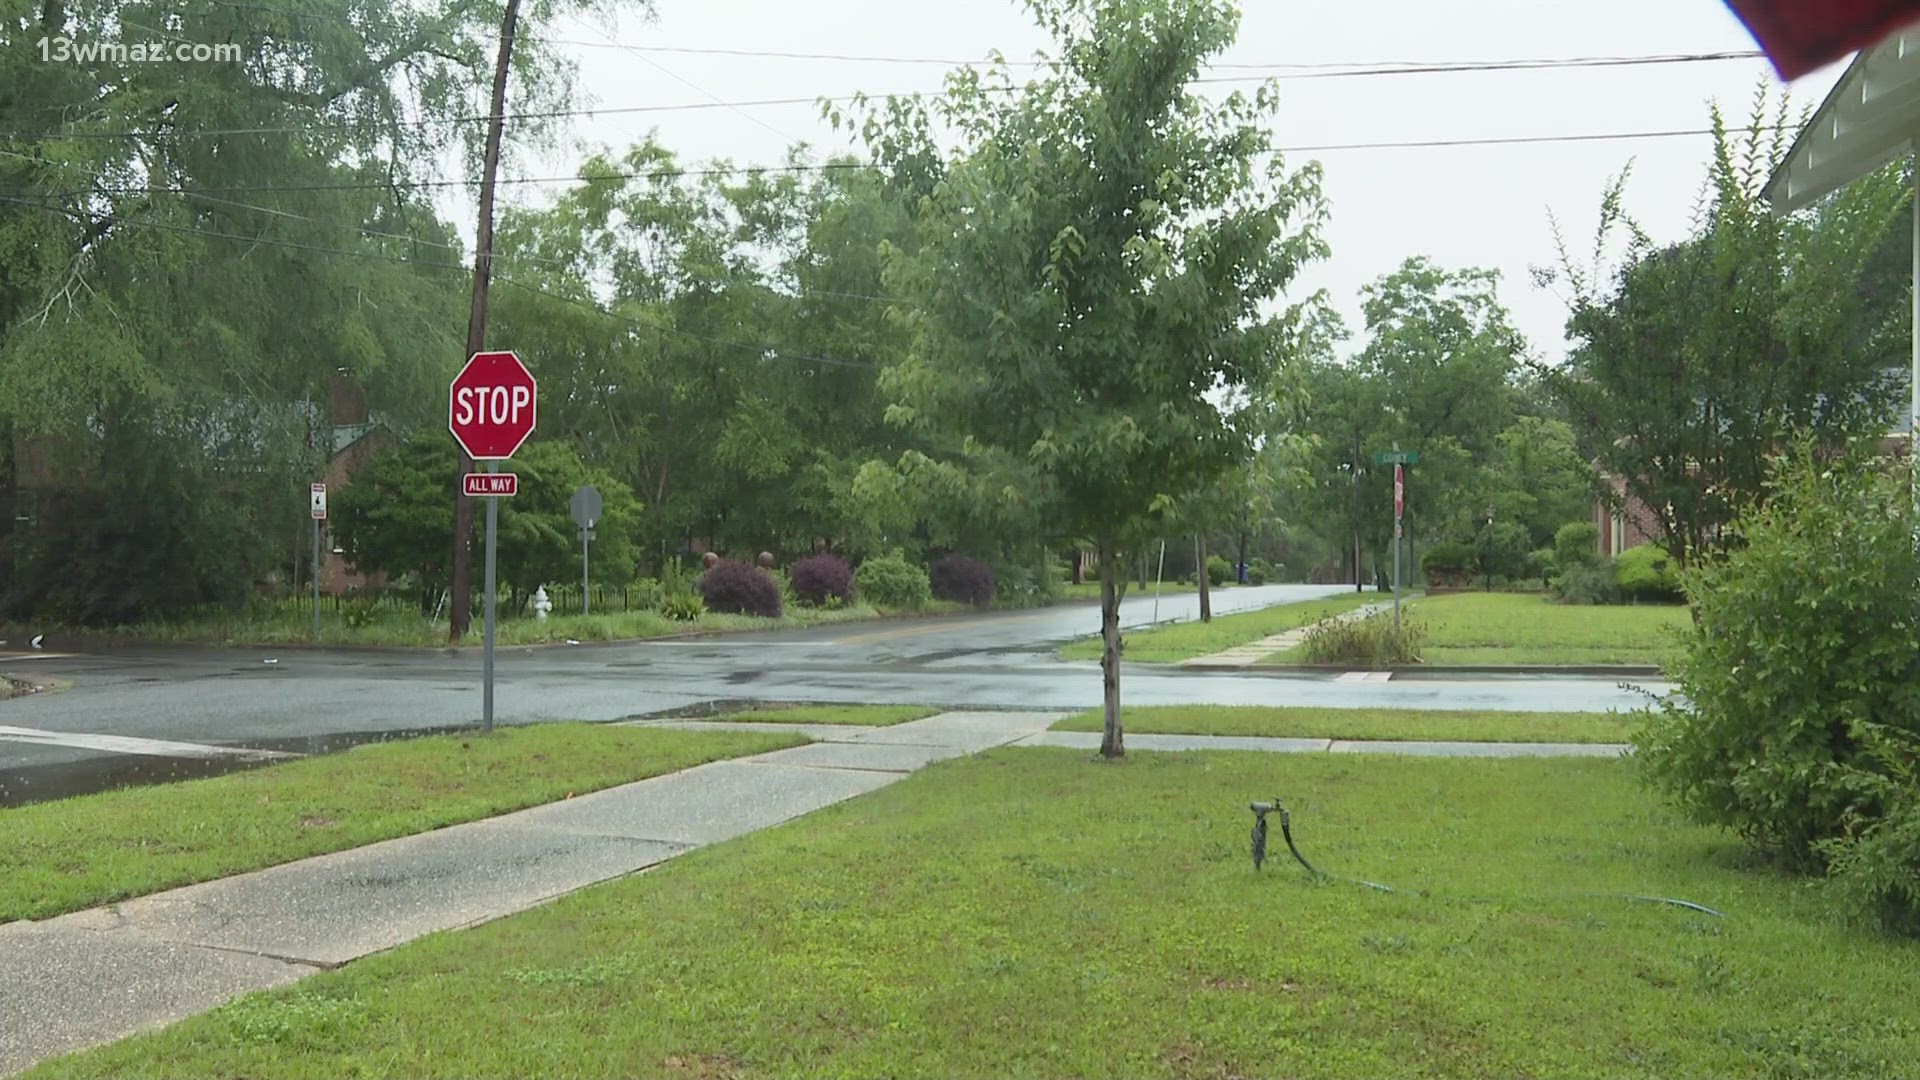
xmin=570 ymin=485 xmax=602 ymax=615
xmin=449 ymin=350 xmax=537 ymax=733
xmin=309 ymin=484 xmax=326 ymax=638
xmin=1374 ymin=449 xmax=1417 ymax=632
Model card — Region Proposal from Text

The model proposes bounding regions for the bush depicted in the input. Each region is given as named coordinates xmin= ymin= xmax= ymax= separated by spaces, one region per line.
xmin=1554 ymin=521 xmax=1601 ymax=568
xmin=627 ymin=578 xmax=664 ymax=612
xmin=931 ymin=554 xmax=996 ymax=606
xmin=1246 ymin=565 xmax=1268 ymax=586
xmin=698 ymin=560 xmax=783 ymax=618
xmin=1525 ymin=547 xmax=1556 ymax=585
xmin=1614 ymin=543 xmax=1684 ymax=603
xmin=1634 ymin=445 xmax=1920 ymax=930
xmin=1420 ymin=541 xmax=1477 ymax=588
xmin=788 ymin=553 xmax=854 ymax=607
xmin=658 ymin=592 xmax=703 ymax=621
xmin=855 ymin=554 xmax=932 ymax=610
xmin=1299 ymin=612 xmax=1424 ymax=668
xmin=1553 ymin=561 xmax=1619 ymax=605
xmin=1205 ymin=554 xmax=1232 ymax=587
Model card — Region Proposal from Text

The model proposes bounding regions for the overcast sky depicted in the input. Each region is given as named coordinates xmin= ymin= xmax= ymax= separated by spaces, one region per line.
xmin=491 ymin=0 xmax=1851 ymax=364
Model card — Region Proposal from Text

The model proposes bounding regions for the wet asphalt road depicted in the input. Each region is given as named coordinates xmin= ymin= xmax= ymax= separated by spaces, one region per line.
xmin=0 ymin=584 xmax=1667 ymax=801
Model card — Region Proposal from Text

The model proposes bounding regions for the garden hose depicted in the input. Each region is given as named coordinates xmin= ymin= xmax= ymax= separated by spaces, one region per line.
xmin=1252 ymin=799 xmax=1724 ymax=918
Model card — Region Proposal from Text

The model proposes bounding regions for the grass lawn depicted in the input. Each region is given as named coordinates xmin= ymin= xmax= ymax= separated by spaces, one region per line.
xmin=696 ymin=703 xmax=942 ymax=727
xmin=1053 ymin=704 xmax=1634 ymax=744
xmin=0 ymin=725 xmax=802 ymax=924
xmin=1263 ymin=592 xmax=1691 ymax=667
xmin=35 ymin=751 xmax=1920 ymax=1079
xmin=3 ymin=601 xmax=917 ymax=650
xmin=1059 ymin=590 xmax=1378 ymax=663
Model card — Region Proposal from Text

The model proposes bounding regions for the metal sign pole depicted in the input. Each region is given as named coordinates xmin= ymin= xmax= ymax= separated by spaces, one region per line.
xmin=311 ymin=516 xmax=321 ymax=639
xmin=1152 ymin=539 xmax=1166 ymax=623
xmin=483 ymin=460 xmax=499 ymax=733
xmin=582 ymin=527 xmax=590 ymax=616
xmin=1393 ymin=462 xmax=1403 ymax=632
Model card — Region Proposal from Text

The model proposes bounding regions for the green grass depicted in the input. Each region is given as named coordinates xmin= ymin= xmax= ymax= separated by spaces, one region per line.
xmin=1053 ymin=704 xmax=1634 ymax=744
xmin=696 ymin=703 xmax=942 ymax=727
xmin=1059 ymin=590 xmax=1378 ymax=663
xmin=0 ymin=725 xmax=802 ymax=924
xmin=35 ymin=751 xmax=1920 ymax=1079
xmin=1354 ymin=592 xmax=1689 ymax=668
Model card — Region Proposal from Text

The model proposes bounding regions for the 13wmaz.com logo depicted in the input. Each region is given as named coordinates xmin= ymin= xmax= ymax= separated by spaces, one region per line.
xmin=37 ymin=36 xmax=241 ymax=64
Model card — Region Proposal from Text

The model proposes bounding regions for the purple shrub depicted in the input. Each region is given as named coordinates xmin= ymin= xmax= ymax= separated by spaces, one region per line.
xmin=700 ymin=559 xmax=784 ymax=618
xmin=789 ymin=552 xmax=854 ymax=607
xmin=930 ymin=554 xmax=995 ymax=607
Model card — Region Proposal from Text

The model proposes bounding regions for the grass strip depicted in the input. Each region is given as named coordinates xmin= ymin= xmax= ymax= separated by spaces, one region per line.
xmin=694 ymin=704 xmax=943 ymax=727
xmin=1058 ymin=591 xmax=1378 ymax=663
xmin=33 ymin=751 xmax=1920 ymax=1079
xmin=1052 ymin=704 xmax=1634 ymax=744
xmin=0 ymin=725 xmax=802 ymax=924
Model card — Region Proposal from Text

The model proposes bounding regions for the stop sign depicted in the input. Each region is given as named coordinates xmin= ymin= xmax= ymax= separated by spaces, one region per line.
xmin=449 ymin=350 xmax=537 ymax=460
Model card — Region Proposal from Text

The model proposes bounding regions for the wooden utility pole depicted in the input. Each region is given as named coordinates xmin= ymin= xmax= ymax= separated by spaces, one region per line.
xmin=449 ymin=0 xmax=523 ymax=642
xmin=1351 ymin=427 xmax=1362 ymax=593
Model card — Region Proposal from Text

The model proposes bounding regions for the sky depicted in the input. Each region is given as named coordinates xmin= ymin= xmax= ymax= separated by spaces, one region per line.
xmin=483 ymin=0 xmax=1853 ymax=365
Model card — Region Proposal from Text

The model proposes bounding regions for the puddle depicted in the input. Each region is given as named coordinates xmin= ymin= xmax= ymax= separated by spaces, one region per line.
xmin=0 ymin=724 xmax=476 ymax=809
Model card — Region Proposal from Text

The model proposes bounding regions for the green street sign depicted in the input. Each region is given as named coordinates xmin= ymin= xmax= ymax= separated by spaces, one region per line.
xmin=1373 ymin=450 xmax=1419 ymax=466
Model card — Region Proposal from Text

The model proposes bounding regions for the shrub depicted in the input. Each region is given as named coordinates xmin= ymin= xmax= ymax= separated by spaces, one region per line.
xmin=1614 ymin=543 xmax=1684 ymax=603
xmin=1554 ymin=521 xmax=1601 ymax=568
xmin=1246 ymin=565 xmax=1268 ymax=586
xmin=1205 ymin=554 xmax=1233 ymax=587
xmin=788 ymin=553 xmax=854 ymax=607
xmin=1634 ymin=444 xmax=1920 ymax=930
xmin=1553 ymin=561 xmax=1619 ymax=605
xmin=855 ymin=554 xmax=932 ymax=610
xmin=1420 ymin=541 xmax=1477 ymax=588
xmin=1299 ymin=612 xmax=1424 ymax=668
xmin=626 ymin=578 xmax=664 ymax=612
xmin=658 ymin=592 xmax=703 ymax=621
xmin=931 ymin=554 xmax=996 ymax=606
xmin=698 ymin=560 xmax=783 ymax=618
xmin=1525 ymin=547 xmax=1556 ymax=586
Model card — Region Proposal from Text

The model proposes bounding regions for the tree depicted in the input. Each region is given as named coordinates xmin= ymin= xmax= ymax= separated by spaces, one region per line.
xmin=858 ymin=0 xmax=1328 ymax=757
xmin=331 ymin=441 xmax=469 ymax=612
xmin=1487 ymin=416 xmax=1596 ymax=547
xmin=1539 ymin=91 xmax=1909 ymax=570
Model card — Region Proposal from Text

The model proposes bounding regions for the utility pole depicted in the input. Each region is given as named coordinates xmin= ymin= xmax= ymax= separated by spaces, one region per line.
xmin=1351 ymin=427 xmax=1362 ymax=593
xmin=448 ymin=0 xmax=523 ymax=643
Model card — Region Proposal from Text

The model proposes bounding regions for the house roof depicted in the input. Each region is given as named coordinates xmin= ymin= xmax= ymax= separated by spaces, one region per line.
xmin=1764 ymin=28 xmax=1920 ymax=214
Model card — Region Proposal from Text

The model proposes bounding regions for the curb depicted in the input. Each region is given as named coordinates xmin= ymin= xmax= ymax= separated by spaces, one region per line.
xmin=1177 ymin=662 xmax=1663 ymax=677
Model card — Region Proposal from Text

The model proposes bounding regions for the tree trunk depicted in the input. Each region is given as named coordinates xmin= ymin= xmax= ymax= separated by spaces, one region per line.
xmin=448 ymin=0 xmax=523 ymax=643
xmin=1195 ymin=534 xmax=1212 ymax=622
xmin=1098 ymin=540 xmax=1124 ymax=759
xmin=1070 ymin=548 xmax=1084 ymax=585
xmin=1137 ymin=547 xmax=1147 ymax=588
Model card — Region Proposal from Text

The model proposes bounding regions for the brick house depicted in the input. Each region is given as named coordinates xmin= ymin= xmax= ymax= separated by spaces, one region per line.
xmin=313 ymin=375 xmax=392 ymax=596
xmin=1592 ymin=410 xmax=1914 ymax=559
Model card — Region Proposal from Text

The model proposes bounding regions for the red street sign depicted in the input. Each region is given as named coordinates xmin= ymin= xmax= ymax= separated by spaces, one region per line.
xmin=1724 ymin=0 xmax=1920 ymax=80
xmin=449 ymin=350 xmax=537 ymax=461
xmin=462 ymin=473 xmax=518 ymax=497
xmin=1393 ymin=464 xmax=1404 ymax=519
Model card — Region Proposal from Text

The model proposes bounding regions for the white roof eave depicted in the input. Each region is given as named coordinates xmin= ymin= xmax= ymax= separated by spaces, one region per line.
xmin=1764 ymin=30 xmax=1920 ymax=214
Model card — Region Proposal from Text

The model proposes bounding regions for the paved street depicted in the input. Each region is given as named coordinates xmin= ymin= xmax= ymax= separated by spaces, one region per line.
xmin=0 ymin=584 xmax=1669 ymax=803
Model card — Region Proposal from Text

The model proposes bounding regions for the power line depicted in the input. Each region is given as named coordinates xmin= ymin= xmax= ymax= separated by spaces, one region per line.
xmin=2 ymin=124 xmax=1791 ymax=202
xmin=0 ymin=52 xmax=1769 ymax=143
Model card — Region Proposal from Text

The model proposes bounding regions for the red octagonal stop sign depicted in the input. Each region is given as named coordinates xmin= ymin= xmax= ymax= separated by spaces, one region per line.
xmin=449 ymin=350 xmax=537 ymax=460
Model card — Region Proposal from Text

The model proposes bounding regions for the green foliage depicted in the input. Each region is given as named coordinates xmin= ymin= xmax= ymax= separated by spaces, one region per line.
xmin=1473 ymin=520 xmax=1532 ymax=580
xmin=854 ymin=554 xmax=932 ymax=610
xmin=1553 ymin=562 xmax=1620 ymax=605
xmin=1205 ymin=555 xmax=1233 ymax=587
xmin=1420 ymin=542 xmax=1477 ymax=574
xmin=1298 ymin=612 xmax=1424 ymax=668
xmin=1245 ymin=564 xmax=1268 ymax=586
xmin=1635 ymin=443 xmax=1920 ymax=931
xmin=1543 ymin=90 xmax=1909 ymax=564
xmin=657 ymin=593 xmax=704 ymax=622
xmin=1554 ymin=521 xmax=1601 ymax=568
xmin=1613 ymin=543 xmax=1683 ymax=603
xmin=493 ymin=444 xmax=641 ymax=597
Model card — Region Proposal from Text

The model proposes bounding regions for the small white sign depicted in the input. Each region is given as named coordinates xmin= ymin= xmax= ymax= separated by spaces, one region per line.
xmin=310 ymin=483 xmax=327 ymax=520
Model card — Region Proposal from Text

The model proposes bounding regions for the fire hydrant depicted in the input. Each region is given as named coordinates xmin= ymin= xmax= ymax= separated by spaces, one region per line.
xmin=531 ymin=585 xmax=553 ymax=620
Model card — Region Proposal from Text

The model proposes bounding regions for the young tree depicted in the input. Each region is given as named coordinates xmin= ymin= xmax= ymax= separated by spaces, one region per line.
xmin=1539 ymin=93 xmax=1910 ymax=569
xmin=857 ymin=0 xmax=1327 ymax=757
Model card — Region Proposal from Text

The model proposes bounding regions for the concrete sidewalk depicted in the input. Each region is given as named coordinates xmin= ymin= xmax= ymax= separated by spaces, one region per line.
xmin=0 ymin=711 xmax=1061 ymax=1076
xmin=0 ymin=711 xmax=1622 ymax=1076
